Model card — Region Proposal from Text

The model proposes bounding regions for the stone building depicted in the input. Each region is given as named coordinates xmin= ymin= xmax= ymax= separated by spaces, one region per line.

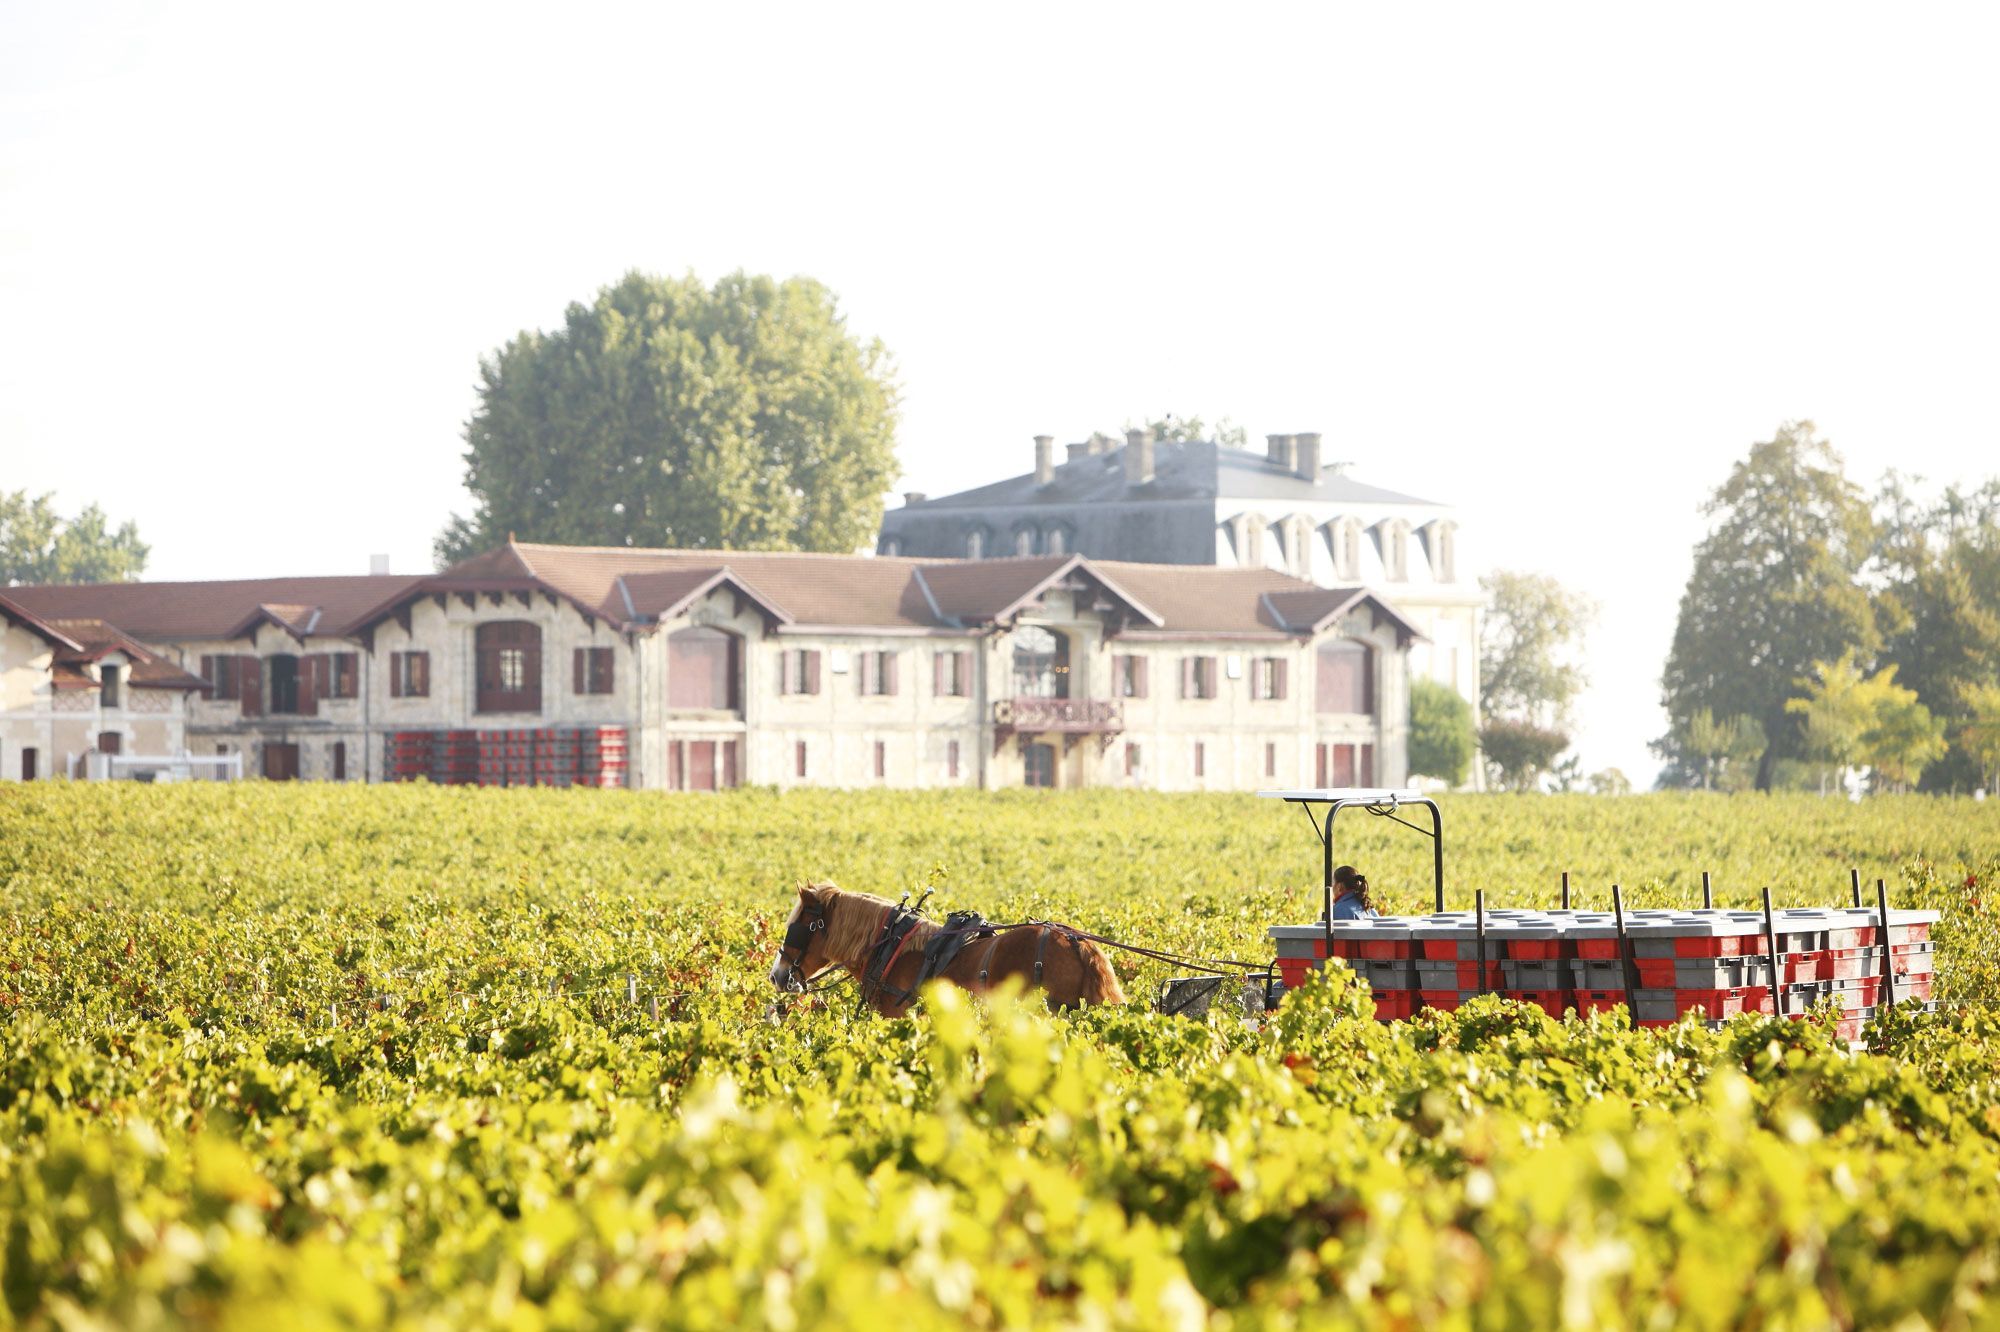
xmin=877 ymin=431 xmax=1483 ymax=729
xmin=1 ymin=592 xmax=207 ymax=780
xmin=0 ymin=541 xmax=1419 ymax=791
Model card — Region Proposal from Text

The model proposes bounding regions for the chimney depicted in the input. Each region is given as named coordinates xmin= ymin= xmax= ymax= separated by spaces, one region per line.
xmin=1124 ymin=427 xmax=1155 ymax=486
xmin=903 ymin=491 xmax=927 ymax=507
xmin=1033 ymin=435 xmax=1054 ymax=486
xmin=369 ymin=553 xmax=391 ymax=575
xmin=1265 ymin=434 xmax=1295 ymax=471
xmin=1293 ymin=432 xmax=1322 ymax=482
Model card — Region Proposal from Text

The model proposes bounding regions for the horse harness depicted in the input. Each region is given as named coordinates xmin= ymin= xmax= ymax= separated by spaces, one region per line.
xmin=858 ymin=900 xmax=1061 ymax=1012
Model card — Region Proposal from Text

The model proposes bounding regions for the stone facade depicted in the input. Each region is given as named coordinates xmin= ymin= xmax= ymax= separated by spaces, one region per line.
xmin=2 ymin=543 xmax=1419 ymax=792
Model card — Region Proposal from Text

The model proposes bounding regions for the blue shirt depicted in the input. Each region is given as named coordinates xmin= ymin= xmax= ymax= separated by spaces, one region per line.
xmin=1331 ymin=892 xmax=1376 ymax=921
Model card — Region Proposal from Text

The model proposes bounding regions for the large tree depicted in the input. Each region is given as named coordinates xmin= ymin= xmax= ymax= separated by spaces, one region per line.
xmin=1479 ymin=570 xmax=1595 ymax=729
xmin=437 ymin=271 xmax=901 ymax=565
xmin=1874 ymin=476 xmax=2000 ymax=791
xmin=1659 ymin=422 xmax=1877 ymax=789
xmin=0 ymin=491 xmax=149 ymax=585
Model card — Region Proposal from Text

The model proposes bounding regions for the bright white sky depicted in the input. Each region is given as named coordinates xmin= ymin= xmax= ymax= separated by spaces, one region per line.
xmin=4 ymin=3 xmax=1998 ymax=784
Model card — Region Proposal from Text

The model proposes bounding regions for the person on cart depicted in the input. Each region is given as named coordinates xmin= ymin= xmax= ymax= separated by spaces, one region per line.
xmin=1330 ymin=865 xmax=1377 ymax=920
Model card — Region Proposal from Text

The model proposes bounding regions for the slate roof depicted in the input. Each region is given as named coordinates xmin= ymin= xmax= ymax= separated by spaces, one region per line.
xmin=905 ymin=439 xmax=1437 ymax=510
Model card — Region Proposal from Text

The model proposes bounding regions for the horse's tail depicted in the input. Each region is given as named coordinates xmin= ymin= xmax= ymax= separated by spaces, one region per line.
xmin=1074 ymin=935 xmax=1127 ymax=1006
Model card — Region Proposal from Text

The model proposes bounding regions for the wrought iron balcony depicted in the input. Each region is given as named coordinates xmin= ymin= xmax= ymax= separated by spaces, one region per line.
xmin=992 ymin=696 xmax=1123 ymax=734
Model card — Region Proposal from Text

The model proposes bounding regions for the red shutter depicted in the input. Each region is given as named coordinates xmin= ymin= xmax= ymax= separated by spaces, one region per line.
xmin=723 ymin=739 xmax=739 ymax=788
xmin=1133 ymin=656 xmax=1148 ymax=699
xmin=574 ymin=648 xmax=586 ymax=693
xmin=1273 ymin=659 xmax=1288 ymax=700
xmin=779 ymin=650 xmax=793 ymax=696
xmin=796 ymin=739 xmax=808 ymax=778
xmin=297 ymin=656 xmax=319 ymax=716
xmin=932 ymin=651 xmax=944 ymax=696
xmin=601 ymin=648 xmax=615 ymax=693
xmin=389 ymin=653 xmax=403 ymax=698
xmin=1180 ymin=658 xmax=1193 ymax=699
xmin=239 ymin=657 xmax=263 ymax=716
xmin=1361 ymin=743 xmax=1376 ymax=787
xmin=885 ymin=652 xmax=899 ymax=696
xmin=414 ymin=652 xmax=430 ymax=697
xmin=806 ymin=651 xmax=821 ymax=695
xmin=668 ymin=741 xmax=683 ymax=791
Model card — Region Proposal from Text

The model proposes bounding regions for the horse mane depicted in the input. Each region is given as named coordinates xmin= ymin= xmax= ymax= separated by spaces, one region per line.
xmin=805 ymin=882 xmax=939 ymax=966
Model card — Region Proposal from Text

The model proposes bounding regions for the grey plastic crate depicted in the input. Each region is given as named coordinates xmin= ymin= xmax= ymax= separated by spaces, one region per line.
xmin=1500 ymin=959 xmax=1565 ymax=989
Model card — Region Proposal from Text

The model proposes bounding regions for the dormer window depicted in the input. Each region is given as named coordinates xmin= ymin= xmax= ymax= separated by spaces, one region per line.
xmin=1431 ymin=520 xmax=1457 ymax=582
xmin=1014 ymin=526 xmax=1036 ymax=557
xmin=1326 ymin=518 xmax=1362 ymax=582
xmin=966 ymin=527 xmax=988 ymax=560
xmin=1380 ymin=520 xmax=1410 ymax=581
xmin=99 ymin=664 xmax=122 ymax=708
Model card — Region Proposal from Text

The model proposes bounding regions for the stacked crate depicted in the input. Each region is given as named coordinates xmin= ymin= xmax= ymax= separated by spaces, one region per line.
xmin=432 ymin=730 xmax=480 ymax=785
xmin=386 ymin=731 xmax=435 ymax=782
xmin=476 ymin=730 xmax=514 ymax=786
xmin=534 ymin=728 xmax=576 ymax=788
xmin=1269 ymin=906 xmax=1938 ymax=1037
xmin=574 ymin=725 xmax=628 ymax=788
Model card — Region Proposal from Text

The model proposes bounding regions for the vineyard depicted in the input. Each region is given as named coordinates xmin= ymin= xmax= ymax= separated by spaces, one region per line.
xmin=2 ymin=784 xmax=1998 ymax=1329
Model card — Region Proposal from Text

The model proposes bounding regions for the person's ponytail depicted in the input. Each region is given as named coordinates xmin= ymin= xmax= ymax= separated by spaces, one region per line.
xmin=1333 ymin=864 xmax=1374 ymax=914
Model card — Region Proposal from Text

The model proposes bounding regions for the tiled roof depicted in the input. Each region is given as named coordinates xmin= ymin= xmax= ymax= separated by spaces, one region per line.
xmin=45 ymin=618 xmax=210 ymax=690
xmin=4 ymin=575 xmax=425 ymax=641
xmin=0 ymin=592 xmax=84 ymax=652
xmin=8 ymin=543 xmax=1415 ymax=648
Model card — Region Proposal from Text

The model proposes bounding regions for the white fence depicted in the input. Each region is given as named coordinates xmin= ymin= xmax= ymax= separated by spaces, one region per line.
xmin=79 ymin=751 xmax=244 ymax=783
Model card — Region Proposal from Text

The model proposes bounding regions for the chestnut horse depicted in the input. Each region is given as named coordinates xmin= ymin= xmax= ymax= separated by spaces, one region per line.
xmin=767 ymin=882 xmax=1127 ymax=1016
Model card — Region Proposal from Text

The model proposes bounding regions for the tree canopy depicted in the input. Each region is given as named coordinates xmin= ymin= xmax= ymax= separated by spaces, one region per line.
xmin=1407 ymin=679 xmax=1475 ymax=787
xmin=1479 ymin=571 xmax=1595 ymax=730
xmin=1659 ymin=422 xmax=1877 ymax=789
xmin=1118 ymin=416 xmax=1249 ymax=449
xmin=437 ymin=271 xmax=901 ymax=566
xmin=0 ymin=491 xmax=149 ymax=586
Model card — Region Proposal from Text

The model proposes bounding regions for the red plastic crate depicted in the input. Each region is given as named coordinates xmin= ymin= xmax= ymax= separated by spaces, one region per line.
xmin=1503 ymin=989 xmax=1569 ymax=1017
xmin=1418 ymin=990 xmax=1462 ymax=1012
xmin=1373 ymin=991 xmax=1414 ymax=1020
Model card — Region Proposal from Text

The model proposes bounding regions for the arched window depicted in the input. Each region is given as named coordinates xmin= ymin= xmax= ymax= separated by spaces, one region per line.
xmin=881 ymin=535 xmax=903 ymax=557
xmin=1325 ymin=518 xmax=1363 ymax=582
xmin=1315 ymin=639 xmax=1375 ymax=715
xmin=1013 ymin=526 xmax=1036 ymax=557
xmin=1431 ymin=520 xmax=1457 ymax=583
xmin=966 ymin=527 xmax=988 ymax=559
xmin=475 ymin=622 xmax=542 ymax=714
xmin=1381 ymin=520 xmax=1410 ymax=581
xmin=1011 ymin=625 xmax=1069 ymax=699
xmin=667 ymin=626 xmax=741 ymax=711
xmin=1045 ymin=526 xmax=1067 ymax=556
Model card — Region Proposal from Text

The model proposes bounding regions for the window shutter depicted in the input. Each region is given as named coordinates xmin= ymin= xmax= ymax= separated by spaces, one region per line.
xmin=1205 ymin=656 xmax=1219 ymax=698
xmin=932 ymin=650 xmax=944 ymax=696
xmin=805 ymin=650 xmax=821 ymax=695
xmin=955 ymin=650 xmax=970 ymax=696
xmin=200 ymin=654 xmax=215 ymax=694
xmin=239 ymin=657 xmax=262 ymax=716
xmin=1132 ymin=656 xmax=1148 ymax=699
xmin=779 ymin=650 xmax=793 ymax=696
xmin=1363 ymin=647 xmax=1376 ymax=716
xmin=723 ymin=740 xmax=739 ymax=788
xmin=296 ymin=655 xmax=319 ymax=716
xmin=573 ymin=648 xmax=585 ymax=693
xmin=601 ymin=648 xmax=615 ymax=693
xmin=884 ymin=652 xmax=899 ymax=696
xmin=390 ymin=653 xmax=403 ymax=698
xmin=1273 ymin=659 xmax=1288 ymax=700
xmin=414 ymin=652 xmax=429 ymax=697
xmin=1180 ymin=657 xmax=1193 ymax=699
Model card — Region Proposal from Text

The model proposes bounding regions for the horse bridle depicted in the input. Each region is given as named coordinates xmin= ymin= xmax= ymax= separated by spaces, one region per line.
xmin=776 ymin=897 xmax=830 ymax=992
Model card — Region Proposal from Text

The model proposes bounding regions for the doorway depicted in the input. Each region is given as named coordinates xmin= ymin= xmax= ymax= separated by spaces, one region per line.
xmin=1023 ymin=742 xmax=1056 ymax=788
xmin=263 ymin=743 xmax=300 ymax=782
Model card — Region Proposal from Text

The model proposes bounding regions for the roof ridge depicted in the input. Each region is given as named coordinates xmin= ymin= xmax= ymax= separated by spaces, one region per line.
xmin=514 ymin=541 xmax=940 ymax=565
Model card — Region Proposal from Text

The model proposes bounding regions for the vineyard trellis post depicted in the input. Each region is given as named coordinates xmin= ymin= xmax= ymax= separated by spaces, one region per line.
xmin=1762 ymin=887 xmax=1786 ymax=1019
xmin=1876 ymin=878 xmax=1896 ymax=1009
xmin=1612 ymin=884 xmax=1635 ymax=1016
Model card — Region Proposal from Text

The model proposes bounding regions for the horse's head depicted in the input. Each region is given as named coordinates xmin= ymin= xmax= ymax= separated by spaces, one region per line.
xmin=769 ymin=882 xmax=838 ymax=992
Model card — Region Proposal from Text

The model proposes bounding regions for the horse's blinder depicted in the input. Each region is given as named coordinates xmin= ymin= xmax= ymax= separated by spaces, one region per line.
xmin=777 ymin=899 xmax=829 ymax=991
